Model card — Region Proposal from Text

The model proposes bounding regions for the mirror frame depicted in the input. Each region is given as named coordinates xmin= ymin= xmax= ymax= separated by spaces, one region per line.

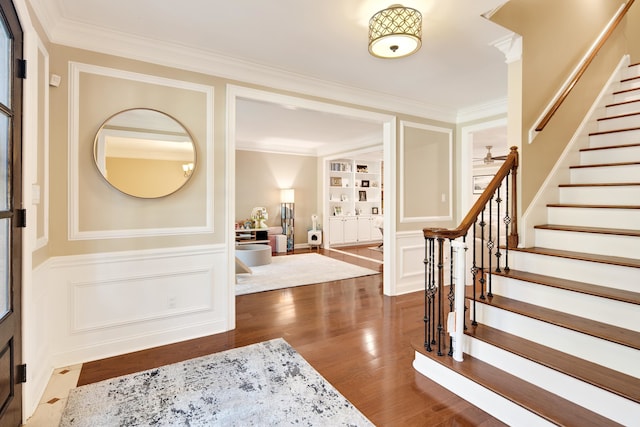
xmin=93 ymin=108 xmax=197 ymax=199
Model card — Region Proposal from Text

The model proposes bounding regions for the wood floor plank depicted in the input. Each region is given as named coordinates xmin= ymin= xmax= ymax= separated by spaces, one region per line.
xmin=77 ymin=248 xmax=505 ymax=427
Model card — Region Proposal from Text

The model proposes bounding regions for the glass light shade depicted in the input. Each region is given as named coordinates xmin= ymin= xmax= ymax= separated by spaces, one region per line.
xmin=281 ymin=188 xmax=295 ymax=203
xmin=368 ymin=4 xmax=422 ymax=59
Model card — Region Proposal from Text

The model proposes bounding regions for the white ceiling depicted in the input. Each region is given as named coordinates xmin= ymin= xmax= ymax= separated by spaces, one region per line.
xmin=28 ymin=0 xmax=512 ymax=158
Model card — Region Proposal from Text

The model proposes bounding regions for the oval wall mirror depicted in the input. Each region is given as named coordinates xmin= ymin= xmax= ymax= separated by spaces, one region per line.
xmin=94 ymin=108 xmax=197 ymax=198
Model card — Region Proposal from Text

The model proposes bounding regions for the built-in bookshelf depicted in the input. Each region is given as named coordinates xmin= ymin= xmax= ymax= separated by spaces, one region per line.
xmin=328 ymin=159 xmax=382 ymax=217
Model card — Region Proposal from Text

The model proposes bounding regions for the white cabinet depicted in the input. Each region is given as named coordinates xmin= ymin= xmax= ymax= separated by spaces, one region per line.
xmin=329 ymin=217 xmax=358 ymax=245
xmin=357 ymin=216 xmax=371 ymax=241
xmin=329 ymin=216 xmax=383 ymax=246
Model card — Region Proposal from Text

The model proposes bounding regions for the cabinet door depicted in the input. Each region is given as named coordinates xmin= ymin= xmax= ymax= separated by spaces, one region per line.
xmin=344 ymin=217 xmax=358 ymax=243
xmin=371 ymin=218 xmax=383 ymax=240
xmin=329 ymin=218 xmax=344 ymax=244
xmin=357 ymin=217 xmax=371 ymax=241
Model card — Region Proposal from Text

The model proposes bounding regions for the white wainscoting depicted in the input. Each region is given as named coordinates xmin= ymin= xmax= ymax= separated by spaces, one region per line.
xmin=32 ymin=244 xmax=230 ymax=371
xmin=394 ymin=231 xmax=452 ymax=295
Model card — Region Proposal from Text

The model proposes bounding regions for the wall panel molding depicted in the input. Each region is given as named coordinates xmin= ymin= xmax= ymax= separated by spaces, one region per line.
xmin=42 ymin=244 xmax=229 ymax=367
xmin=399 ymin=121 xmax=453 ymax=223
xmin=67 ymin=62 xmax=215 ymax=240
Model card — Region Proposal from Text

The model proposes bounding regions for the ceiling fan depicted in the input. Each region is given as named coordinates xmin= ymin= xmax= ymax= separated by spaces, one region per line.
xmin=474 ymin=145 xmax=508 ymax=164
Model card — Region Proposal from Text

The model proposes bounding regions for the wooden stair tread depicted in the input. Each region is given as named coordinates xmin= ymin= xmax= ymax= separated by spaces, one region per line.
xmin=534 ymin=224 xmax=640 ymax=238
xmin=509 ymin=246 xmax=640 ymax=269
xmin=493 ymin=269 xmax=640 ymax=305
xmin=589 ymin=126 xmax=640 ymax=136
xmin=613 ymin=87 xmax=640 ymax=96
xmin=467 ymin=293 xmax=640 ymax=350
xmin=558 ymin=182 xmax=640 ymax=187
xmin=546 ymin=203 xmax=640 ymax=209
xmin=570 ymin=161 xmax=640 ymax=168
xmin=580 ymin=142 xmax=640 ymax=151
xmin=597 ymin=112 xmax=640 ymax=121
xmin=606 ymin=98 xmax=640 ymax=108
xmin=411 ymin=339 xmax=620 ymax=427
xmin=621 ymin=74 xmax=640 ymax=83
xmin=465 ymin=323 xmax=640 ymax=404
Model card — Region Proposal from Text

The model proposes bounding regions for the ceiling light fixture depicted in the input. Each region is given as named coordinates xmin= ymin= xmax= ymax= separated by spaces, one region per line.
xmin=368 ymin=4 xmax=422 ymax=59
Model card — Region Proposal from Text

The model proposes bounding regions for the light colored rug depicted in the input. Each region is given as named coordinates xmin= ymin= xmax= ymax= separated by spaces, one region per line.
xmin=235 ymin=253 xmax=378 ymax=295
xmin=59 ymin=338 xmax=373 ymax=427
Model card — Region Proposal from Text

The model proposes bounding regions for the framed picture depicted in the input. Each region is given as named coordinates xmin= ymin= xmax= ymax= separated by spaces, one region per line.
xmin=333 ymin=206 xmax=343 ymax=216
xmin=361 ymin=180 xmax=370 ymax=187
xmin=330 ymin=176 xmax=342 ymax=187
xmin=359 ymin=190 xmax=367 ymax=202
xmin=372 ymin=207 xmax=379 ymax=214
xmin=356 ymin=164 xmax=368 ymax=173
xmin=473 ymin=174 xmax=493 ymax=194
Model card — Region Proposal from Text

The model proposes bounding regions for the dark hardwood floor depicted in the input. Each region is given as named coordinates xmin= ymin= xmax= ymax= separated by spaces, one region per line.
xmin=77 ymin=246 xmax=504 ymax=426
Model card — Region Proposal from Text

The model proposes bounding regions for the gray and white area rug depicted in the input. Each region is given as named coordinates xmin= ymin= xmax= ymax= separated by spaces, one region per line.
xmin=59 ymin=338 xmax=373 ymax=426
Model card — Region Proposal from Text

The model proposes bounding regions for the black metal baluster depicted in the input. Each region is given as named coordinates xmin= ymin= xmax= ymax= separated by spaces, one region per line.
xmin=423 ymin=237 xmax=430 ymax=351
xmin=437 ymin=238 xmax=445 ymax=356
xmin=479 ymin=210 xmax=486 ymax=300
xmin=471 ymin=219 xmax=478 ymax=326
xmin=504 ymin=171 xmax=512 ymax=272
xmin=495 ymin=183 xmax=503 ymax=273
xmin=462 ymin=234 xmax=468 ymax=332
xmin=487 ymin=193 xmax=494 ymax=298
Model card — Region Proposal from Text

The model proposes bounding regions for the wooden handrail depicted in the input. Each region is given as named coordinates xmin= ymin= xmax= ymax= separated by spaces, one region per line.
xmin=424 ymin=146 xmax=519 ymax=242
xmin=535 ymin=0 xmax=635 ymax=132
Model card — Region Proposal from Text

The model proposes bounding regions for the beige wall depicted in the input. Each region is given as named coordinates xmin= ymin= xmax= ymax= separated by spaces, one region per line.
xmin=235 ymin=150 xmax=317 ymax=245
xmin=492 ymin=0 xmax=629 ymax=209
xmin=401 ymin=124 xmax=451 ymax=218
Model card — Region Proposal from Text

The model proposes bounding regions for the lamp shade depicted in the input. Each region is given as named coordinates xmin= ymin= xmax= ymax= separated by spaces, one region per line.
xmin=368 ymin=4 xmax=422 ymax=59
xmin=280 ymin=188 xmax=295 ymax=203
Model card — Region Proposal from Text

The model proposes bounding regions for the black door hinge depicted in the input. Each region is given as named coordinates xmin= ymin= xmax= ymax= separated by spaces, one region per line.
xmin=17 ymin=59 xmax=26 ymax=79
xmin=16 ymin=209 xmax=26 ymax=228
xmin=17 ymin=364 xmax=26 ymax=384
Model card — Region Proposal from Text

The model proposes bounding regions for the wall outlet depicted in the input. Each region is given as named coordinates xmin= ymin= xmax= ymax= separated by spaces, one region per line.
xmin=167 ymin=296 xmax=177 ymax=309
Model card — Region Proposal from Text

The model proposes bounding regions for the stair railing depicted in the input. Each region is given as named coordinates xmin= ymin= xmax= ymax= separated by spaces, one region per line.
xmin=422 ymin=146 xmax=519 ymax=359
xmin=533 ymin=0 xmax=634 ymax=135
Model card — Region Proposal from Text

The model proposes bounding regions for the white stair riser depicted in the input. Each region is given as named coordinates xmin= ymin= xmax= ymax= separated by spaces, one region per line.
xmin=558 ymin=185 xmax=640 ymax=205
xmin=534 ymin=228 xmax=637 ymax=258
xmin=547 ymin=207 xmax=639 ymax=230
xmin=470 ymin=303 xmax=640 ymax=377
xmin=597 ymin=114 xmax=640 ymax=132
xmin=605 ymin=100 xmax=640 ymax=117
xmin=509 ymin=251 xmax=639 ymax=292
xmin=491 ymin=276 xmax=639 ymax=332
xmin=589 ymin=129 xmax=640 ymax=147
xmin=570 ymin=164 xmax=640 ymax=184
xmin=619 ymin=78 xmax=640 ymax=92
xmin=623 ymin=64 xmax=640 ymax=80
xmin=412 ymin=354 xmax=554 ymax=427
xmin=580 ymin=145 xmax=640 ymax=164
xmin=464 ymin=338 xmax=639 ymax=426
xmin=612 ymin=89 xmax=640 ymax=104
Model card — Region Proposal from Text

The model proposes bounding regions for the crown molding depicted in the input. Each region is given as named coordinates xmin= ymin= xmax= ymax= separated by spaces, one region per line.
xmin=457 ymin=97 xmax=508 ymax=123
xmin=34 ymin=11 xmax=461 ymax=122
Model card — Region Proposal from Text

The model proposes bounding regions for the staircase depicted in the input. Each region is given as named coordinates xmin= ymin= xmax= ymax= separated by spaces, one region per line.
xmin=414 ymin=63 xmax=640 ymax=426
